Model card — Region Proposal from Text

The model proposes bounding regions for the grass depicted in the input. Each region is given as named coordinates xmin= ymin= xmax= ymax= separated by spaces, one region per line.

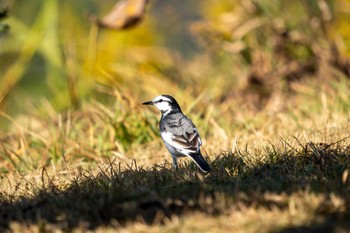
xmin=0 ymin=140 xmax=349 ymax=232
xmin=0 ymin=77 xmax=350 ymax=232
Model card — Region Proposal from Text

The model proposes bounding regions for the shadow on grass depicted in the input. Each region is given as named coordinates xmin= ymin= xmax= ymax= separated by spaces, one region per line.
xmin=0 ymin=142 xmax=349 ymax=231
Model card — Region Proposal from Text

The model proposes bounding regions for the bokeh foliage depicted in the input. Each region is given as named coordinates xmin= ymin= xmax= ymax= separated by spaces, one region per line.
xmin=1 ymin=0 xmax=350 ymax=116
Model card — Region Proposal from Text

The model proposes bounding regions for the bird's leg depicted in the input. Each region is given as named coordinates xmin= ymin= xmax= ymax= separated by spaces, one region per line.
xmin=172 ymin=156 xmax=178 ymax=170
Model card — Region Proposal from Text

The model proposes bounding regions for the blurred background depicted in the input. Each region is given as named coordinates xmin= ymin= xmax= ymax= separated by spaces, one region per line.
xmin=0 ymin=0 xmax=350 ymax=129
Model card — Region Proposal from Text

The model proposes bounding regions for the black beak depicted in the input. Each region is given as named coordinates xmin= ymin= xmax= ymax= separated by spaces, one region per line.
xmin=142 ymin=101 xmax=153 ymax=105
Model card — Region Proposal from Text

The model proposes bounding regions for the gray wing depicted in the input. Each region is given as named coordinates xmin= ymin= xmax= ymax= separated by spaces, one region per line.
xmin=160 ymin=113 xmax=202 ymax=155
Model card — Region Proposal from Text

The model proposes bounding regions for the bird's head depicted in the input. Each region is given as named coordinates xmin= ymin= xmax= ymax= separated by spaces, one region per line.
xmin=142 ymin=95 xmax=181 ymax=115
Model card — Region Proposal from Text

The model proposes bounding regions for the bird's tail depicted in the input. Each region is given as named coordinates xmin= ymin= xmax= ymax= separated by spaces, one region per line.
xmin=188 ymin=151 xmax=211 ymax=173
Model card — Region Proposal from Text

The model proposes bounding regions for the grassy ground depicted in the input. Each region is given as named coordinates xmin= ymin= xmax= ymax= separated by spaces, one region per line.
xmin=0 ymin=77 xmax=350 ymax=233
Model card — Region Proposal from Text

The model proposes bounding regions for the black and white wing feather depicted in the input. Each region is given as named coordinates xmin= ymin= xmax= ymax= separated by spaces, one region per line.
xmin=160 ymin=113 xmax=202 ymax=156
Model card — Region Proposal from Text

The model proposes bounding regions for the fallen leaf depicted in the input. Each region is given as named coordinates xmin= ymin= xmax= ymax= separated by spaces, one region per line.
xmin=97 ymin=0 xmax=149 ymax=30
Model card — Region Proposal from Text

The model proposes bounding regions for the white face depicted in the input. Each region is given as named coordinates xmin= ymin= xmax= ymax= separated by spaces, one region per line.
xmin=152 ymin=95 xmax=173 ymax=113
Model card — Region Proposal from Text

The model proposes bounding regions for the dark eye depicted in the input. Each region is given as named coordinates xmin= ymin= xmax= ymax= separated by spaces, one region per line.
xmin=158 ymin=99 xmax=163 ymax=103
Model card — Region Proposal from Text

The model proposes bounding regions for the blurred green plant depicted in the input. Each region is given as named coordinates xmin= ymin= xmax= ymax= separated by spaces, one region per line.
xmin=0 ymin=0 xmax=161 ymax=121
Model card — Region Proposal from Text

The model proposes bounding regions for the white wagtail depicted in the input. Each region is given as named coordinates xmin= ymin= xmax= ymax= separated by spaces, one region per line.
xmin=143 ymin=95 xmax=211 ymax=173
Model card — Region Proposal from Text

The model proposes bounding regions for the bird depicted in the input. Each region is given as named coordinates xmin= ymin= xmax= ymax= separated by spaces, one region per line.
xmin=143 ymin=95 xmax=211 ymax=173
